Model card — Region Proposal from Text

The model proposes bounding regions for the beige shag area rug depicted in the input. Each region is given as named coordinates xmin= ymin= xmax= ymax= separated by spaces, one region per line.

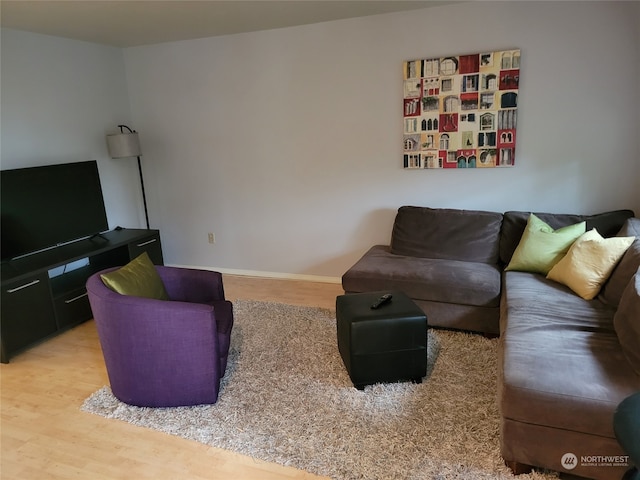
xmin=82 ymin=300 xmax=557 ymax=480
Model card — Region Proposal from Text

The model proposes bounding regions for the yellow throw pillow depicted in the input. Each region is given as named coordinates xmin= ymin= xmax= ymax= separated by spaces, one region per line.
xmin=505 ymin=214 xmax=586 ymax=274
xmin=100 ymin=252 xmax=168 ymax=300
xmin=547 ymin=229 xmax=635 ymax=300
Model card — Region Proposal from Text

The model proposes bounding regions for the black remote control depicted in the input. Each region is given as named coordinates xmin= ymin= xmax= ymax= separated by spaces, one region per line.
xmin=371 ymin=293 xmax=393 ymax=309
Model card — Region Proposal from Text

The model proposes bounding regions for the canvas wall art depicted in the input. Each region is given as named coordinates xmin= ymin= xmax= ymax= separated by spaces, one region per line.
xmin=403 ymin=49 xmax=520 ymax=169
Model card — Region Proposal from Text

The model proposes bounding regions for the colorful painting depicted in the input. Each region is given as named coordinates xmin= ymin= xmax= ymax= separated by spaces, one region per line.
xmin=403 ymin=49 xmax=520 ymax=169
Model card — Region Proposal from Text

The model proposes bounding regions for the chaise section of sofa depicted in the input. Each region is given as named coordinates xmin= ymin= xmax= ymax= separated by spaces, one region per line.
xmin=499 ymin=270 xmax=640 ymax=480
xmin=342 ymin=206 xmax=504 ymax=334
xmin=498 ymin=214 xmax=640 ymax=480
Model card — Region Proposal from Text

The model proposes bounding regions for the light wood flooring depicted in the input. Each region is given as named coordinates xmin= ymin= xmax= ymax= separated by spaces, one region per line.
xmin=1 ymin=275 xmax=344 ymax=480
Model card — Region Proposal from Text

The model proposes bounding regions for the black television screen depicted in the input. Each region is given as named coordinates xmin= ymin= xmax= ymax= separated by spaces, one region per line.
xmin=1 ymin=160 xmax=109 ymax=261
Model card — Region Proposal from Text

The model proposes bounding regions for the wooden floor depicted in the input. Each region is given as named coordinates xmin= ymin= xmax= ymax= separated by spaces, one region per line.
xmin=1 ymin=275 xmax=344 ymax=480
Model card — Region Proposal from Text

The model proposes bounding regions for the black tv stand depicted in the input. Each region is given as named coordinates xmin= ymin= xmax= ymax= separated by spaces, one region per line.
xmin=1 ymin=228 xmax=163 ymax=363
xmin=89 ymin=232 xmax=109 ymax=242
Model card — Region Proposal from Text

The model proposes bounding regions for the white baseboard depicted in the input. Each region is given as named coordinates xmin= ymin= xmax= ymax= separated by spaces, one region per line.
xmin=167 ymin=264 xmax=342 ymax=284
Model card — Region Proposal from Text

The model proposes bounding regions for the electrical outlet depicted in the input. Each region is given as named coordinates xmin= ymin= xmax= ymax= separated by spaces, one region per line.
xmin=208 ymin=232 xmax=215 ymax=244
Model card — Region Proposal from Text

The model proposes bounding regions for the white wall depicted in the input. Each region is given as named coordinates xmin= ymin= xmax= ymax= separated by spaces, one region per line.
xmin=124 ymin=1 xmax=639 ymax=280
xmin=0 ymin=29 xmax=144 ymax=231
xmin=3 ymin=2 xmax=638 ymax=281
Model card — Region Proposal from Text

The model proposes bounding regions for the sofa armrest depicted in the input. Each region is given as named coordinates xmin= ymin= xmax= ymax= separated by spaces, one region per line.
xmin=156 ymin=266 xmax=226 ymax=303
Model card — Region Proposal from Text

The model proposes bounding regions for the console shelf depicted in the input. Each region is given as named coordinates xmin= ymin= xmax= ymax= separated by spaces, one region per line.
xmin=1 ymin=228 xmax=163 ymax=363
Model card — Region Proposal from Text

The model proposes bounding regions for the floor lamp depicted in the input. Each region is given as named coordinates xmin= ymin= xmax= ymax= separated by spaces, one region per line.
xmin=106 ymin=125 xmax=150 ymax=229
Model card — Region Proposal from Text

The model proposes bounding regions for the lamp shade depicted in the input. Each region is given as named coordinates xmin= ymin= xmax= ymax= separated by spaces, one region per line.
xmin=107 ymin=132 xmax=142 ymax=158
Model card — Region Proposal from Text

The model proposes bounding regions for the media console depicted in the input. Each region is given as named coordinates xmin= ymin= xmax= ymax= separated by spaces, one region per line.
xmin=1 ymin=229 xmax=163 ymax=363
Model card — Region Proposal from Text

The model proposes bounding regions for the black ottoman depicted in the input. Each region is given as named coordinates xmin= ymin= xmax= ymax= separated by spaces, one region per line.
xmin=336 ymin=291 xmax=428 ymax=389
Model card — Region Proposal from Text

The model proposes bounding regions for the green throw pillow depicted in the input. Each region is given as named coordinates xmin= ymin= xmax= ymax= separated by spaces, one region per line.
xmin=100 ymin=252 xmax=168 ymax=300
xmin=505 ymin=214 xmax=586 ymax=274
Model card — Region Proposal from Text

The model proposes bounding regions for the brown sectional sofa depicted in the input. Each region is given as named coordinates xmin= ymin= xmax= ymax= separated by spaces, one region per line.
xmin=343 ymin=206 xmax=505 ymax=335
xmin=342 ymin=206 xmax=640 ymax=479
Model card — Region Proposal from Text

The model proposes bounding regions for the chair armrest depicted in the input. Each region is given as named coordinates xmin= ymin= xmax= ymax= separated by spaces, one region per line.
xmin=89 ymin=287 xmax=219 ymax=338
xmin=156 ymin=266 xmax=226 ymax=303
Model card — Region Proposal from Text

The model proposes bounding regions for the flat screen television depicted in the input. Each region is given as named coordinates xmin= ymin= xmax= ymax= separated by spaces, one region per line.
xmin=1 ymin=160 xmax=109 ymax=261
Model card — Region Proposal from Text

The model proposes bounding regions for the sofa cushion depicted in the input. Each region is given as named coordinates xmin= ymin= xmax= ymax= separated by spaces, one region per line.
xmin=614 ymin=270 xmax=640 ymax=375
xmin=342 ymin=245 xmax=501 ymax=307
xmin=505 ymin=214 xmax=585 ymax=274
xmin=390 ymin=206 xmax=503 ymax=264
xmin=500 ymin=209 xmax=634 ymax=265
xmin=500 ymin=271 xmax=639 ymax=439
xmin=546 ymin=229 xmax=635 ymax=300
xmin=600 ymin=218 xmax=640 ymax=306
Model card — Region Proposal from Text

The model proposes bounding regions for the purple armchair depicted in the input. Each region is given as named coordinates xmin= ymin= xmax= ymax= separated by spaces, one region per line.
xmin=86 ymin=266 xmax=233 ymax=407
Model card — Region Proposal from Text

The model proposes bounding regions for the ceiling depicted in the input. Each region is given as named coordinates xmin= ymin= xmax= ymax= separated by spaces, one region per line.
xmin=0 ymin=0 xmax=455 ymax=48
